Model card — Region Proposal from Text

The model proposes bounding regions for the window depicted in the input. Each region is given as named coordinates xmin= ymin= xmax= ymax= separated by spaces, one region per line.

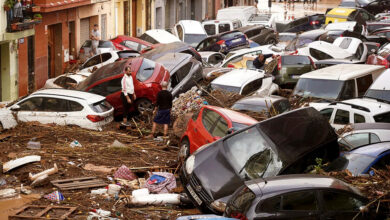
xmin=89 ymin=78 xmax=122 ymax=97
xmin=219 ymin=23 xmax=231 ymax=34
xmin=204 ymin=24 xmax=216 ymax=35
xmin=354 ymin=113 xmax=365 ymax=123
xmin=69 ymin=101 xmax=84 ymax=111
xmin=42 ymin=98 xmax=68 ymax=112
xmin=176 ymin=25 xmax=184 ymax=40
xmin=139 ymin=33 xmax=159 ymax=44
xmin=201 ymin=109 xmax=221 ymax=133
xmin=53 ymin=76 xmax=77 ymax=88
xmin=339 ymin=80 xmax=356 ymax=100
xmin=241 ymin=79 xmax=263 ymax=96
xmin=340 ymin=132 xmax=381 ymax=150
xmin=282 ymin=191 xmax=317 ymax=211
xmin=90 ymin=100 xmax=112 ymax=113
xmin=320 ymin=108 xmax=334 ymax=121
xmin=334 ymin=109 xmax=350 ymax=125
xmin=212 ymin=117 xmax=228 ymax=137
xmin=309 ymin=48 xmax=333 ymax=60
xmin=245 ymin=29 xmax=259 ymax=38
xmin=209 ymin=54 xmax=224 ymax=65
xmin=225 ymin=186 xmax=256 ymax=218
xmin=338 ymin=38 xmax=353 ymax=49
xmin=19 ymin=97 xmax=44 ymax=111
xmin=374 ymin=112 xmax=390 ymax=123
xmin=246 ymin=60 xmax=255 ymax=69
xmin=356 ymin=75 xmax=373 ymax=97
xmin=257 ymin=196 xmax=281 ymax=212
xmin=322 ymin=191 xmax=365 ymax=211
xmin=221 ymin=31 xmax=243 ymax=40
xmin=136 ymin=58 xmax=155 ymax=82
xmin=123 ymin=41 xmax=140 ymax=51
xmin=281 ymin=55 xmax=311 ymax=65
xmin=355 ymin=43 xmax=364 ymax=60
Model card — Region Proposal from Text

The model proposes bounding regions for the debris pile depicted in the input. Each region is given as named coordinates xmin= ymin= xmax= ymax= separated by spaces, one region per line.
xmin=171 ymin=87 xmax=207 ymax=117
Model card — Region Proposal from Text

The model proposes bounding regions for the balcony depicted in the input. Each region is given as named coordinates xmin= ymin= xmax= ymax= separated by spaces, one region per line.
xmin=32 ymin=0 xmax=91 ymax=12
xmin=4 ymin=3 xmax=42 ymax=33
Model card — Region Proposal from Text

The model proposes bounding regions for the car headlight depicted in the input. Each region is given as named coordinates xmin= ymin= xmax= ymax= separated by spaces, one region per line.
xmin=185 ymin=155 xmax=195 ymax=175
xmin=211 ymin=200 xmax=227 ymax=213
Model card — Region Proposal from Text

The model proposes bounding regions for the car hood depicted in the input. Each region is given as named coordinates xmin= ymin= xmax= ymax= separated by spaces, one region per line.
xmin=192 ymin=107 xmax=339 ymax=201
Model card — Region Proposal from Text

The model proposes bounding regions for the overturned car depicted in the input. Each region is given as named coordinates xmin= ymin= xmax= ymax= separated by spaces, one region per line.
xmin=180 ymin=107 xmax=340 ymax=214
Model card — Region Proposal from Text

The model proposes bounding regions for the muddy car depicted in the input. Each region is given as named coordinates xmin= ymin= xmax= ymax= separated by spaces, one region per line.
xmin=180 ymin=107 xmax=340 ymax=214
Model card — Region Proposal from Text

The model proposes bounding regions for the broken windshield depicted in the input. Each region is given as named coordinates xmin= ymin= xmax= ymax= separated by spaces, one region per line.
xmin=293 ymin=78 xmax=348 ymax=101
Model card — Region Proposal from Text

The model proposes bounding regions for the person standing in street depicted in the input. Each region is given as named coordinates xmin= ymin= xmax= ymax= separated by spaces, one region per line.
xmin=148 ymin=82 xmax=172 ymax=138
xmin=90 ymin=24 xmax=100 ymax=56
xmin=121 ymin=66 xmax=136 ymax=126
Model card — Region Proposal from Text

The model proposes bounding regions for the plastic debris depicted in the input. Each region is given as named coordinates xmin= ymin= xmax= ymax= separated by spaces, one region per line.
xmin=107 ymin=184 xmax=121 ymax=195
xmin=114 ymin=165 xmax=137 ymax=181
xmin=3 ymin=155 xmax=41 ymax=173
xmin=0 ymin=188 xmax=17 ymax=198
xmin=44 ymin=191 xmax=65 ymax=202
xmin=27 ymin=138 xmax=41 ymax=150
xmin=31 ymin=174 xmax=49 ymax=187
xmin=110 ymin=140 xmax=126 ymax=148
xmin=20 ymin=184 xmax=32 ymax=195
xmin=29 ymin=163 xmax=58 ymax=181
xmin=69 ymin=140 xmax=82 ymax=148
xmin=91 ymin=209 xmax=111 ymax=217
xmin=129 ymin=188 xmax=181 ymax=205
xmin=91 ymin=188 xmax=107 ymax=195
xmin=144 ymin=172 xmax=176 ymax=194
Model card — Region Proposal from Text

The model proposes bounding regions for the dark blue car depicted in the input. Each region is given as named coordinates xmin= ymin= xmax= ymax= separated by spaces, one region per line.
xmin=326 ymin=142 xmax=390 ymax=176
xmin=276 ymin=14 xmax=325 ymax=33
xmin=195 ymin=30 xmax=249 ymax=54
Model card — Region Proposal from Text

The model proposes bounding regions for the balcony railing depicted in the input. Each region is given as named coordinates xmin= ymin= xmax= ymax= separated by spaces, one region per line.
xmin=4 ymin=5 xmax=41 ymax=32
xmin=32 ymin=0 xmax=91 ymax=12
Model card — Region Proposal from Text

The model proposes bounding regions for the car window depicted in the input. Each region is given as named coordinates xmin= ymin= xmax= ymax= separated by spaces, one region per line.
xmin=88 ymin=77 xmax=122 ymax=97
xmin=340 ymin=133 xmax=370 ymax=149
xmin=176 ymin=63 xmax=192 ymax=80
xmin=123 ymin=41 xmax=140 ymax=51
xmin=241 ymin=78 xmax=263 ymax=96
xmin=98 ymin=41 xmax=114 ymax=48
xmin=202 ymin=108 xmax=221 ymax=133
xmin=136 ymin=58 xmax=155 ymax=82
xmin=212 ymin=117 xmax=228 ymax=137
xmin=68 ymin=100 xmax=84 ymax=111
xmin=371 ymin=153 xmax=390 ymax=171
xmin=19 ymin=97 xmax=44 ymax=111
xmin=245 ymin=29 xmax=258 ymax=38
xmin=355 ymin=43 xmax=364 ymax=60
xmin=209 ymin=54 xmax=224 ymax=65
xmin=275 ymin=100 xmax=290 ymax=114
xmin=322 ymin=191 xmax=365 ymax=211
xmin=204 ymin=24 xmax=216 ymax=35
xmin=257 ymin=196 xmax=281 ymax=212
xmin=90 ymin=100 xmax=112 ymax=113
xmin=139 ymin=33 xmax=159 ymax=44
xmin=282 ymin=191 xmax=318 ymax=211
xmin=226 ymin=186 xmax=256 ymax=218
xmin=374 ymin=112 xmax=390 ymax=123
xmin=334 ymin=109 xmax=350 ymax=125
xmin=356 ymin=74 xmax=373 ymax=97
xmin=176 ymin=25 xmax=184 ymax=40
xmin=319 ymin=108 xmax=334 ymax=121
xmin=339 ymin=80 xmax=356 ymax=100
xmin=42 ymin=97 xmax=68 ymax=112
xmin=82 ymin=53 xmax=112 ymax=69
xmin=246 ymin=60 xmax=255 ymax=69
xmin=281 ymin=55 xmax=311 ymax=65
xmin=309 ymin=48 xmax=333 ymax=60
xmin=338 ymin=38 xmax=353 ymax=49
xmin=53 ymin=76 xmax=77 ymax=88
xmin=354 ymin=113 xmax=365 ymax=123
xmin=219 ymin=24 xmax=231 ymax=33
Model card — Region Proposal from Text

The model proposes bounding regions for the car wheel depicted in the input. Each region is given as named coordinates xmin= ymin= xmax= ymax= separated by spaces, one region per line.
xmin=135 ymin=98 xmax=153 ymax=115
xmin=178 ymin=138 xmax=190 ymax=162
xmin=266 ymin=38 xmax=277 ymax=45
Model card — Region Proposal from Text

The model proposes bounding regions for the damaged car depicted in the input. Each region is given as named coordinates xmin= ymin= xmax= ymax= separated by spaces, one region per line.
xmin=231 ymin=95 xmax=290 ymax=116
xmin=155 ymin=53 xmax=203 ymax=97
xmin=0 ymin=89 xmax=114 ymax=131
xmin=180 ymin=107 xmax=340 ymax=214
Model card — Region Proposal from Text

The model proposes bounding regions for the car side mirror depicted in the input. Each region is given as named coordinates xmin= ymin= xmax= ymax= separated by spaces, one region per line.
xmin=213 ymin=136 xmax=221 ymax=141
xmin=10 ymin=104 xmax=20 ymax=111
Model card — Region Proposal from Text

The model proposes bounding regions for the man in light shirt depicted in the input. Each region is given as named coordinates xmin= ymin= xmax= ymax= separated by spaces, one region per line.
xmin=90 ymin=24 xmax=101 ymax=56
xmin=121 ymin=66 xmax=136 ymax=126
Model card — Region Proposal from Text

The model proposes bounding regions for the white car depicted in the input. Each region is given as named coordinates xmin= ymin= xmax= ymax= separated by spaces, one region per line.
xmin=338 ymin=123 xmax=390 ymax=151
xmin=297 ymin=37 xmax=368 ymax=62
xmin=202 ymin=19 xmax=242 ymax=36
xmin=173 ymin=20 xmax=208 ymax=48
xmin=210 ymin=69 xmax=279 ymax=96
xmin=79 ymin=40 xmax=117 ymax=62
xmin=220 ymin=45 xmax=280 ymax=67
xmin=247 ymin=13 xmax=279 ymax=29
xmin=315 ymin=98 xmax=390 ymax=130
xmin=198 ymin=51 xmax=225 ymax=66
xmin=0 ymin=89 xmax=114 ymax=131
xmin=43 ymin=72 xmax=90 ymax=89
xmin=216 ymin=6 xmax=257 ymax=27
xmin=364 ymin=69 xmax=390 ymax=103
xmin=139 ymin=29 xmax=181 ymax=44
xmin=325 ymin=21 xmax=367 ymax=36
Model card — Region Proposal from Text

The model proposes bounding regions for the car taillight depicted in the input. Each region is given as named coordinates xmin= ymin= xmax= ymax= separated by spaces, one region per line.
xmin=80 ymin=48 xmax=85 ymax=54
xmin=277 ymin=56 xmax=282 ymax=70
xmin=231 ymin=212 xmax=248 ymax=220
xmin=87 ymin=115 xmax=104 ymax=122
xmin=310 ymin=21 xmax=319 ymax=25
xmin=227 ymin=64 xmax=235 ymax=68
xmin=217 ymin=40 xmax=225 ymax=45
xmin=340 ymin=34 xmax=343 ymax=37
xmin=381 ymin=59 xmax=389 ymax=68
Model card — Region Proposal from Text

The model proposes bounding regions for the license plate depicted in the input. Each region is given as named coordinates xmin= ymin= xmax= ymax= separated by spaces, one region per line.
xmin=232 ymin=38 xmax=242 ymax=43
xmin=186 ymin=184 xmax=203 ymax=205
xmin=291 ymin=75 xmax=300 ymax=79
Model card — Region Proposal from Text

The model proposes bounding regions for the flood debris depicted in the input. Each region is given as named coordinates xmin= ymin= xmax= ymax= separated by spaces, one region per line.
xmin=114 ymin=165 xmax=137 ymax=181
xmin=51 ymin=177 xmax=106 ymax=190
xmin=9 ymin=205 xmax=77 ymax=219
xmin=128 ymin=188 xmax=181 ymax=206
xmin=0 ymin=188 xmax=17 ymax=199
xmin=26 ymin=138 xmax=41 ymax=150
xmin=2 ymin=155 xmax=41 ymax=173
xmin=84 ymin=163 xmax=115 ymax=174
xmin=145 ymin=172 xmax=176 ymax=194
xmin=44 ymin=191 xmax=65 ymax=202
xmin=29 ymin=163 xmax=58 ymax=181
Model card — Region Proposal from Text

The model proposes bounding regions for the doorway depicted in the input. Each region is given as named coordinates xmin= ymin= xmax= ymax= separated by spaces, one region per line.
xmin=69 ymin=21 xmax=76 ymax=60
xmin=28 ymin=36 xmax=35 ymax=94
xmin=124 ymin=1 xmax=129 ymax=35
xmin=101 ymin=14 xmax=107 ymax=40
xmin=47 ymin=23 xmax=62 ymax=79
xmin=131 ymin=0 xmax=137 ymax=37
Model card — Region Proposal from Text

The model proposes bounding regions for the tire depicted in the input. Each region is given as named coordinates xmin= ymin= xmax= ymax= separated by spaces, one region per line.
xmin=266 ymin=38 xmax=277 ymax=45
xmin=178 ymin=138 xmax=190 ymax=162
xmin=135 ymin=98 xmax=153 ymax=115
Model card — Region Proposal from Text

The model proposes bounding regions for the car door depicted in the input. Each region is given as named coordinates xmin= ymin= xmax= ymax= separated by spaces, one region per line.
xmin=333 ymin=108 xmax=351 ymax=130
xmin=37 ymin=97 xmax=67 ymax=125
xmin=319 ymin=108 xmax=335 ymax=124
xmin=16 ymin=97 xmax=44 ymax=122
xmin=272 ymin=190 xmax=320 ymax=219
xmin=63 ymin=100 xmax=86 ymax=127
xmin=320 ymin=190 xmax=368 ymax=220
xmin=191 ymin=108 xmax=222 ymax=150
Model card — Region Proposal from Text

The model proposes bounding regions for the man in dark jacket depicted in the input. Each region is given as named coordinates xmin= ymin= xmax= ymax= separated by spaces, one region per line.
xmin=253 ymin=53 xmax=277 ymax=70
xmin=148 ymin=82 xmax=173 ymax=138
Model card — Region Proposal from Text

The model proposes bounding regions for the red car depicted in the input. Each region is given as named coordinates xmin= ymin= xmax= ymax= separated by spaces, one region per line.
xmin=366 ymin=44 xmax=390 ymax=68
xmin=179 ymin=105 xmax=257 ymax=159
xmin=110 ymin=35 xmax=153 ymax=52
xmin=76 ymin=57 xmax=170 ymax=116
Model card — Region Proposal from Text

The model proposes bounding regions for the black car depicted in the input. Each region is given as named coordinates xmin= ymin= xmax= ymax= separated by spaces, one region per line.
xmin=196 ymin=30 xmax=249 ymax=54
xmin=237 ymin=25 xmax=277 ymax=45
xmin=339 ymin=0 xmax=390 ymax=15
xmin=180 ymin=107 xmax=340 ymax=214
xmin=141 ymin=42 xmax=202 ymax=62
xmin=155 ymin=53 xmax=203 ymax=97
xmin=224 ymin=175 xmax=378 ymax=220
xmin=275 ymin=14 xmax=325 ymax=33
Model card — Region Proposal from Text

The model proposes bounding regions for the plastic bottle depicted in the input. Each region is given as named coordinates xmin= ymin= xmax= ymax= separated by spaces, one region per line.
xmin=91 ymin=209 xmax=111 ymax=217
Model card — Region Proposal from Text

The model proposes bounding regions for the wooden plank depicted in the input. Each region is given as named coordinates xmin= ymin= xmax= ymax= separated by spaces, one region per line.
xmin=56 ymin=183 xmax=107 ymax=190
xmin=59 ymin=207 xmax=77 ymax=220
xmin=53 ymin=179 xmax=103 ymax=187
xmin=51 ymin=177 xmax=106 ymax=190
xmin=35 ymin=206 xmax=52 ymax=217
xmin=9 ymin=205 xmax=76 ymax=219
xmin=51 ymin=176 xmax=97 ymax=184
